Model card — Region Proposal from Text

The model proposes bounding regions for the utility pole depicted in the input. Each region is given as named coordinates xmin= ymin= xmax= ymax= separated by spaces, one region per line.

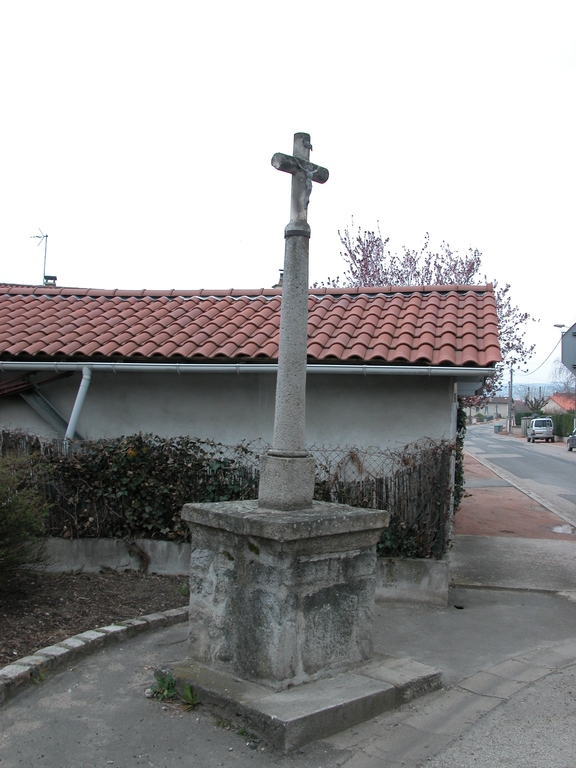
xmin=508 ymin=366 xmax=514 ymax=433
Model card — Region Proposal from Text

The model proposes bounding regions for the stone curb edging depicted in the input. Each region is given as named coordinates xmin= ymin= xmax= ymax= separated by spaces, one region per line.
xmin=0 ymin=604 xmax=189 ymax=708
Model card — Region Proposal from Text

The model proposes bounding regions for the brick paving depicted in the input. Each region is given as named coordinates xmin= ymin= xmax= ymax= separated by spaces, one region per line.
xmin=455 ymin=452 xmax=576 ymax=541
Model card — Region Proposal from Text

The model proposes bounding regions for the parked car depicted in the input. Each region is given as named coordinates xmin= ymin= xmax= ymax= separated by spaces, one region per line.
xmin=568 ymin=430 xmax=576 ymax=451
xmin=526 ymin=417 xmax=555 ymax=443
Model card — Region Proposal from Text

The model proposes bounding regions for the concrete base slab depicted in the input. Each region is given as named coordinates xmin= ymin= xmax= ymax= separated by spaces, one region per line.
xmin=168 ymin=653 xmax=442 ymax=753
xmin=358 ymin=655 xmax=444 ymax=703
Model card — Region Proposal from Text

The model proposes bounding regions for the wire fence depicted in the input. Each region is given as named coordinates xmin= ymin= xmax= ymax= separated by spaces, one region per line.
xmin=1 ymin=430 xmax=454 ymax=558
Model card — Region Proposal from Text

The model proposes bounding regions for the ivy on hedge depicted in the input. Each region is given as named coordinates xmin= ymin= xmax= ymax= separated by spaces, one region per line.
xmin=551 ymin=413 xmax=575 ymax=438
xmin=1 ymin=430 xmax=459 ymax=559
xmin=44 ymin=434 xmax=258 ymax=541
xmin=0 ymin=455 xmax=49 ymax=582
xmin=453 ymin=403 xmax=467 ymax=512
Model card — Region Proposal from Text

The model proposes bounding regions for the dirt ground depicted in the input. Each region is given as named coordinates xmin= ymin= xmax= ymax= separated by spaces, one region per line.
xmin=0 ymin=569 xmax=189 ymax=667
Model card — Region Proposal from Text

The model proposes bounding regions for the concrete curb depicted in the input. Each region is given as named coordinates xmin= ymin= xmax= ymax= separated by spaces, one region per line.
xmin=41 ymin=537 xmax=191 ymax=576
xmin=0 ymin=604 xmax=189 ymax=708
xmin=376 ymin=557 xmax=449 ymax=606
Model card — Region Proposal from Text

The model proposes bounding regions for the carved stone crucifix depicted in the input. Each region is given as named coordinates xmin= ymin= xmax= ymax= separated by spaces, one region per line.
xmin=271 ymin=133 xmax=329 ymax=237
xmin=258 ymin=133 xmax=329 ymax=511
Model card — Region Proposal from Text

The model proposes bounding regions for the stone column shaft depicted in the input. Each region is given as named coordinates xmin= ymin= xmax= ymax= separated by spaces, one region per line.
xmin=270 ymin=232 xmax=309 ymax=457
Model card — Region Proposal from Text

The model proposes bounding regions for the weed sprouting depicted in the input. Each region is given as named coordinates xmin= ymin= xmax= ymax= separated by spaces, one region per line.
xmin=181 ymin=683 xmax=199 ymax=711
xmin=151 ymin=670 xmax=177 ymax=701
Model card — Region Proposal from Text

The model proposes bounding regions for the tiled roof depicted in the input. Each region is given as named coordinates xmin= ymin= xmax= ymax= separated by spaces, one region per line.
xmin=0 ymin=283 xmax=501 ymax=368
xmin=548 ymin=393 xmax=575 ymax=411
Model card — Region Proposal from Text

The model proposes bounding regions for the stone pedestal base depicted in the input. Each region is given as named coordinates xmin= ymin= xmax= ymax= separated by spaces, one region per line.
xmin=168 ymin=653 xmax=442 ymax=753
xmin=181 ymin=500 xmax=388 ymax=690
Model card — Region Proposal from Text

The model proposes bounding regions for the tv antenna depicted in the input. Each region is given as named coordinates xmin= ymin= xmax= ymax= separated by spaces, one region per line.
xmin=30 ymin=229 xmax=56 ymax=286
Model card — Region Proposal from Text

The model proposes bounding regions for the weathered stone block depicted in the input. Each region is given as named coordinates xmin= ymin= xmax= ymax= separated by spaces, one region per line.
xmin=120 ymin=618 xmax=148 ymax=635
xmin=57 ymin=637 xmax=89 ymax=655
xmin=34 ymin=645 xmax=71 ymax=663
xmin=182 ymin=499 xmax=388 ymax=690
xmin=17 ymin=655 xmax=53 ymax=677
xmin=163 ymin=607 xmax=189 ymax=624
xmin=72 ymin=630 xmax=106 ymax=647
xmin=97 ymin=624 xmax=129 ymax=642
xmin=139 ymin=612 xmax=169 ymax=629
xmin=0 ymin=664 xmax=32 ymax=686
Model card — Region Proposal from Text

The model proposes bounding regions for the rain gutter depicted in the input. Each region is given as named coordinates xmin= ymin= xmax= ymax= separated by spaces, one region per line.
xmin=0 ymin=361 xmax=495 ymax=379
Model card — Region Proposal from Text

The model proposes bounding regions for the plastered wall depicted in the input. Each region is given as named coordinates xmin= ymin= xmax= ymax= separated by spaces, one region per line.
xmin=0 ymin=370 xmax=456 ymax=450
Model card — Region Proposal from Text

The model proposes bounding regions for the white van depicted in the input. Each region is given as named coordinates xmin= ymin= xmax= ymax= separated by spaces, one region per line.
xmin=526 ymin=418 xmax=554 ymax=443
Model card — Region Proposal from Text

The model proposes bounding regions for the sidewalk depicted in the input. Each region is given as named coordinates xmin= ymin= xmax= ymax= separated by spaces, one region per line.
xmin=1 ymin=454 xmax=576 ymax=767
xmin=450 ymin=452 xmax=576 ymax=595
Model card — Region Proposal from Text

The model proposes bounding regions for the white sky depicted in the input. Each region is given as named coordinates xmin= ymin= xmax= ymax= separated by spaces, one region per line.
xmin=1 ymin=1 xmax=575 ymax=384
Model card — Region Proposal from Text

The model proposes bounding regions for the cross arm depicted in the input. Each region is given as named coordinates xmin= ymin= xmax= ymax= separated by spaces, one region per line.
xmin=271 ymin=153 xmax=329 ymax=184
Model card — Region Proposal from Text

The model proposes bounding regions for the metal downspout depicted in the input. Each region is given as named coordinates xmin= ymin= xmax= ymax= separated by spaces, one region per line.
xmin=65 ymin=367 xmax=92 ymax=441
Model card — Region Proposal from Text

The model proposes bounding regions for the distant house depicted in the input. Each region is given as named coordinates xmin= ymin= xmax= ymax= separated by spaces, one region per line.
xmin=542 ymin=393 xmax=575 ymax=415
xmin=0 ymin=283 xmax=501 ymax=451
xmin=464 ymin=396 xmax=513 ymax=423
xmin=483 ymin=396 xmax=509 ymax=419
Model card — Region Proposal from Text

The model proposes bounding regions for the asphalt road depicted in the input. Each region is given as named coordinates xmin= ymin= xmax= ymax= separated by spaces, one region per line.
xmin=465 ymin=422 xmax=576 ymax=527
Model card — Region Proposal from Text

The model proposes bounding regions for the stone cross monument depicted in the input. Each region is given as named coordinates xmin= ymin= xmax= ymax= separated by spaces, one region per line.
xmin=179 ymin=133 xmax=388 ymax=698
xmin=258 ymin=132 xmax=328 ymax=511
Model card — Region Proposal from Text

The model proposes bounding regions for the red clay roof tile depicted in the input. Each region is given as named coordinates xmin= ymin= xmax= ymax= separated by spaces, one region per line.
xmin=0 ymin=283 xmax=501 ymax=368
xmin=547 ymin=393 xmax=575 ymax=411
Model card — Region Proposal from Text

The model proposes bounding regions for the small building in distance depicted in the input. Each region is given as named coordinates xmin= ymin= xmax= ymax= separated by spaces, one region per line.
xmin=542 ymin=392 xmax=576 ymax=415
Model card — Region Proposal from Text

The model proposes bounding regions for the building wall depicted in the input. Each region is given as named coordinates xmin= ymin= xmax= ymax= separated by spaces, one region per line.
xmin=0 ymin=370 xmax=457 ymax=451
xmin=542 ymin=401 xmax=569 ymax=415
xmin=466 ymin=401 xmax=509 ymax=420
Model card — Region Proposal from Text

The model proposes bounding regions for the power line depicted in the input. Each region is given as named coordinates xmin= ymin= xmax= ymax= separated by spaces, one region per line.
xmin=515 ymin=340 xmax=560 ymax=378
